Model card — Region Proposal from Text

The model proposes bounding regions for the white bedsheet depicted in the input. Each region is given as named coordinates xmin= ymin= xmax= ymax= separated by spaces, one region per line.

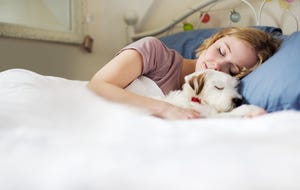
xmin=1 ymin=69 xmax=300 ymax=190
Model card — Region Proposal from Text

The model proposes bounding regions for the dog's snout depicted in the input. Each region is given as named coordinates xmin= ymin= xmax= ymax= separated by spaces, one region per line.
xmin=232 ymin=97 xmax=243 ymax=107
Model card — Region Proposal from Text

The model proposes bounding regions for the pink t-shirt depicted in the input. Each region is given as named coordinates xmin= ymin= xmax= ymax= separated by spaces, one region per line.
xmin=119 ymin=37 xmax=183 ymax=94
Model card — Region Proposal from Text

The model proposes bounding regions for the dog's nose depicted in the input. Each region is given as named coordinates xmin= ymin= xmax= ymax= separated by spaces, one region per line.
xmin=232 ymin=97 xmax=243 ymax=107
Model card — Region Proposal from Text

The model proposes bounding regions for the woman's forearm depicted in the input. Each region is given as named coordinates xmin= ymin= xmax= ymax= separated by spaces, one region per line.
xmin=87 ymin=80 xmax=168 ymax=115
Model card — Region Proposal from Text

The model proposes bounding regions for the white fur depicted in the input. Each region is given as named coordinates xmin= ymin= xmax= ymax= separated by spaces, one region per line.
xmin=161 ymin=69 xmax=262 ymax=118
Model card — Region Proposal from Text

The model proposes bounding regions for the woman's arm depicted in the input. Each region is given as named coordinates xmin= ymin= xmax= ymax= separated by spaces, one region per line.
xmin=87 ymin=49 xmax=201 ymax=120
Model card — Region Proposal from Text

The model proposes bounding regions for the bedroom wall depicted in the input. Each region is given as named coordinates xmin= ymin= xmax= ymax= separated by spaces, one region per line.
xmin=0 ymin=0 xmax=299 ymax=80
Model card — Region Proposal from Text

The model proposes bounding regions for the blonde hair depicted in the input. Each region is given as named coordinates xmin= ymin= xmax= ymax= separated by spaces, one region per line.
xmin=196 ymin=27 xmax=282 ymax=78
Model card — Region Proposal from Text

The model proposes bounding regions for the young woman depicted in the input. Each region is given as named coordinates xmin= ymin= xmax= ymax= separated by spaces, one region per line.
xmin=88 ymin=27 xmax=281 ymax=120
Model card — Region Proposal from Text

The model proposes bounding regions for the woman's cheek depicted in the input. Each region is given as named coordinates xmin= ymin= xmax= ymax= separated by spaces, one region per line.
xmin=194 ymin=51 xmax=205 ymax=71
xmin=195 ymin=57 xmax=203 ymax=71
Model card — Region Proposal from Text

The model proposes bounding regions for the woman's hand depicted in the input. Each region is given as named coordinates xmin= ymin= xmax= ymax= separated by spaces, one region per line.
xmin=152 ymin=102 xmax=201 ymax=120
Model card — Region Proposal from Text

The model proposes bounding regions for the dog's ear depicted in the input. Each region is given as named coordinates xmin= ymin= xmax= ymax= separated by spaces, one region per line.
xmin=188 ymin=73 xmax=206 ymax=95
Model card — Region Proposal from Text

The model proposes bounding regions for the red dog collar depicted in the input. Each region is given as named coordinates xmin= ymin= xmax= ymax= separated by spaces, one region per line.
xmin=191 ymin=97 xmax=201 ymax=104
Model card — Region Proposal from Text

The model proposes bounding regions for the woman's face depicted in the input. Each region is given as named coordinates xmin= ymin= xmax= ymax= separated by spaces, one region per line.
xmin=195 ymin=36 xmax=258 ymax=76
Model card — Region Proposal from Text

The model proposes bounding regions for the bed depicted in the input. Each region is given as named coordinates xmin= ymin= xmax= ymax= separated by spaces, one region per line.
xmin=1 ymin=0 xmax=300 ymax=189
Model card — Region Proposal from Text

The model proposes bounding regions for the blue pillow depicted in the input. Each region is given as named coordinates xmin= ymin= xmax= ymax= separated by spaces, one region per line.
xmin=160 ymin=26 xmax=282 ymax=59
xmin=160 ymin=28 xmax=219 ymax=59
xmin=240 ymin=31 xmax=300 ymax=112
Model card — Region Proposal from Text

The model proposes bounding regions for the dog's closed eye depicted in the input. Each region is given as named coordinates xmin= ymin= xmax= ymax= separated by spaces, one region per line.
xmin=214 ymin=85 xmax=224 ymax=90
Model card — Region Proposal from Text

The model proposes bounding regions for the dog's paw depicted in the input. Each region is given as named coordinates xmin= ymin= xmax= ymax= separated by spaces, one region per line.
xmin=230 ymin=104 xmax=267 ymax=118
xmin=242 ymin=106 xmax=267 ymax=118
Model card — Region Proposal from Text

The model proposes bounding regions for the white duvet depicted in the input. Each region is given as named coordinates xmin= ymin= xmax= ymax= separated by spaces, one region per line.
xmin=1 ymin=69 xmax=300 ymax=190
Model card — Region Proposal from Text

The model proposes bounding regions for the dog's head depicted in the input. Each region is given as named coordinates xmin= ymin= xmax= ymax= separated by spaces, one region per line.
xmin=183 ymin=69 xmax=242 ymax=112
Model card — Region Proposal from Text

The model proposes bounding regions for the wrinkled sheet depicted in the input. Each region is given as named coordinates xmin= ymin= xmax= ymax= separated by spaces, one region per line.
xmin=1 ymin=69 xmax=300 ymax=190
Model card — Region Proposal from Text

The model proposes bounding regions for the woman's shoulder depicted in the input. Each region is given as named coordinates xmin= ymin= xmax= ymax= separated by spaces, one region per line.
xmin=123 ymin=36 xmax=183 ymax=65
xmin=116 ymin=37 xmax=164 ymax=58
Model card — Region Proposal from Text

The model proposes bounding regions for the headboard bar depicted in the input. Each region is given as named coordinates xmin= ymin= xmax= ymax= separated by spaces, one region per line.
xmin=125 ymin=0 xmax=299 ymax=42
xmin=124 ymin=0 xmax=221 ymax=42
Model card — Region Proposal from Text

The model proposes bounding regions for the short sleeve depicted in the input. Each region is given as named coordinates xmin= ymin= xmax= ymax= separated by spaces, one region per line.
xmin=119 ymin=37 xmax=183 ymax=94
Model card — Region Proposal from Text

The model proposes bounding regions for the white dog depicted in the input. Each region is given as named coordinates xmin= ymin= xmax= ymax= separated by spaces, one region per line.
xmin=162 ymin=69 xmax=264 ymax=118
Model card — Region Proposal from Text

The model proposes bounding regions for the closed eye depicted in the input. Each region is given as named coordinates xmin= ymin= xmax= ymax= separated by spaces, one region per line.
xmin=218 ymin=47 xmax=225 ymax=56
xmin=214 ymin=85 xmax=224 ymax=90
